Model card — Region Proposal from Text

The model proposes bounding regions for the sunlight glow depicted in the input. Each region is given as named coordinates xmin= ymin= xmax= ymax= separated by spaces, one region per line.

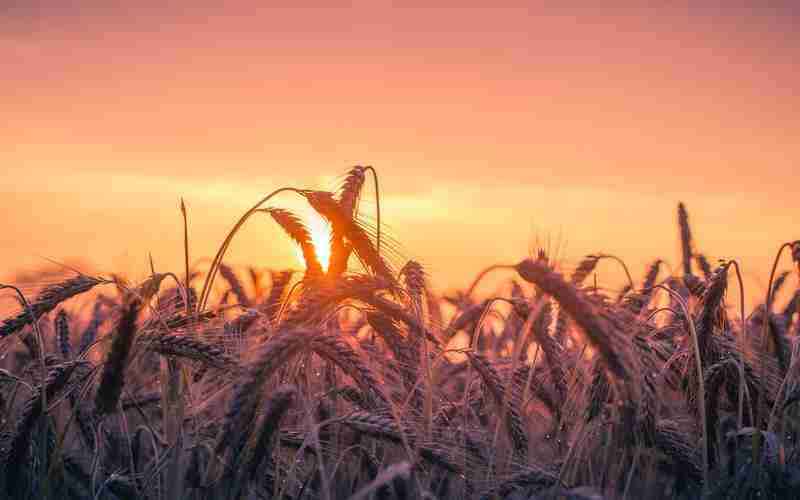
xmin=295 ymin=211 xmax=332 ymax=272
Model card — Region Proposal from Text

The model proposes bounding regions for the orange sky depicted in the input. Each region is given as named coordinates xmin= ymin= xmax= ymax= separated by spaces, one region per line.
xmin=2 ymin=3 xmax=798 ymax=304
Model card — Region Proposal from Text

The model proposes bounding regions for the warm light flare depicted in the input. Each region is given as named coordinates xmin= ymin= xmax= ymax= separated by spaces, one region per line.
xmin=294 ymin=211 xmax=332 ymax=272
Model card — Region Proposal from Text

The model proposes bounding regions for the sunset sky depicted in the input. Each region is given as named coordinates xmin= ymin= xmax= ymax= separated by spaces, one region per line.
xmin=2 ymin=2 xmax=798 ymax=302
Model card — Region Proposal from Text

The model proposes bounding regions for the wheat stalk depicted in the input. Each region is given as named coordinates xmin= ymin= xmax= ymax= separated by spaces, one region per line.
xmin=0 ymin=275 xmax=107 ymax=339
xmin=94 ymin=296 xmax=141 ymax=416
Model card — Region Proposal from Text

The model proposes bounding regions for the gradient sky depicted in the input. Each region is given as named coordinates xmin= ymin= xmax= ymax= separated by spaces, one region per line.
xmin=2 ymin=2 xmax=798 ymax=303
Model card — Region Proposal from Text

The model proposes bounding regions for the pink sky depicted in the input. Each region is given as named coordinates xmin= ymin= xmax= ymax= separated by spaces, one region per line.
xmin=2 ymin=2 xmax=798 ymax=303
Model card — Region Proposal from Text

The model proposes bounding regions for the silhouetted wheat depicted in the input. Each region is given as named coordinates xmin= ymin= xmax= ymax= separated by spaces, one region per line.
xmin=0 ymin=171 xmax=797 ymax=500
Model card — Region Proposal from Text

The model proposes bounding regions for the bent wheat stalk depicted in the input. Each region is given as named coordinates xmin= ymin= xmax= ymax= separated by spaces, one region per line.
xmin=199 ymin=187 xmax=304 ymax=311
xmin=654 ymin=284 xmax=708 ymax=495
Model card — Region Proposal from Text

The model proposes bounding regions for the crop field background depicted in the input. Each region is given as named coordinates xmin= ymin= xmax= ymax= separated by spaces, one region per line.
xmin=0 ymin=166 xmax=799 ymax=499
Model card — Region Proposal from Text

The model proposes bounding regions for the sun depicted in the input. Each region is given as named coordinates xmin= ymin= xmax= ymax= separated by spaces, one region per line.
xmin=294 ymin=210 xmax=332 ymax=272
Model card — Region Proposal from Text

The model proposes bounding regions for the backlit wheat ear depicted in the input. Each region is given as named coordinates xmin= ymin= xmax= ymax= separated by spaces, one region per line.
xmin=626 ymin=259 xmax=663 ymax=314
xmin=310 ymin=334 xmax=388 ymax=406
xmin=512 ymin=363 xmax=559 ymax=416
xmin=304 ymin=190 xmax=350 ymax=279
xmin=94 ymin=296 xmax=142 ymax=416
xmin=782 ymin=289 xmax=800 ymax=326
xmin=694 ymin=263 xmax=729 ymax=366
xmin=399 ymin=260 xmax=426 ymax=295
xmin=338 ymin=410 xmax=461 ymax=473
xmin=642 ymin=259 xmax=663 ymax=289
xmin=241 ymin=385 xmax=297 ymax=482
xmin=0 ymin=275 xmax=107 ymax=339
xmin=792 ymin=240 xmax=800 ymax=273
xmin=304 ymin=190 xmax=395 ymax=285
xmin=586 ymin=359 xmax=610 ymax=422
xmin=528 ymin=298 xmax=567 ymax=403
xmin=769 ymin=270 xmax=791 ymax=299
xmin=215 ymin=328 xmax=316 ymax=459
xmin=466 ymin=351 xmax=529 ymax=457
xmin=703 ymin=360 xmax=732 ymax=466
xmin=335 ymin=385 xmax=376 ymax=410
xmin=570 ymin=254 xmax=601 ymax=286
xmin=366 ymin=312 xmax=415 ymax=383
xmin=137 ymin=332 xmax=239 ymax=371
xmin=654 ymin=419 xmax=703 ymax=487
xmin=684 ymin=273 xmax=706 ymax=298
xmin=54 ymin=309 xmax=71 ymax=360
xmin=338 ymin=166 xmax=366 ymax=216
xmin=349 ymin=462 xmax=411 ymax=500
xmin=694 ymin=253 xmax=714 ymax=280
xmin=338 ymin=410 xmax=405 ymax=440
xmin=399 ymin=260 xmax=427 ymax=315
xmin=444 ymin=300 xmax=490 ymax=342
xmin=263 ymin=270 xmax=294 ymax=321
xmin=217 ymin=263 xmax=251 ymax=307
xmin=1 ymin=360 xmax=85 ymax=496
xmin=330 ymin=166 xmax=368 ymax=276
xmin=515 ymin=258 xmax=632 ymax=381
xmin=478 ymin=465 xmax=560 ymax=500
xmin=280 ymin=273 xmax=390 ymax=327
xmin=678 ymin=202 xmax=694 ymax=277
xmin=345 ymin=281 xmax=439 ymax=345
xmin=264 ymin=208 xmax=324 ymax=277
xmin=126 ymin=271 xmax=168 ymax=303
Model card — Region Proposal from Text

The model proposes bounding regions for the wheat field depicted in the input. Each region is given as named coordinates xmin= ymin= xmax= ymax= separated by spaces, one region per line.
xmin=1 ymin=166 xmax=799 ymax=500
